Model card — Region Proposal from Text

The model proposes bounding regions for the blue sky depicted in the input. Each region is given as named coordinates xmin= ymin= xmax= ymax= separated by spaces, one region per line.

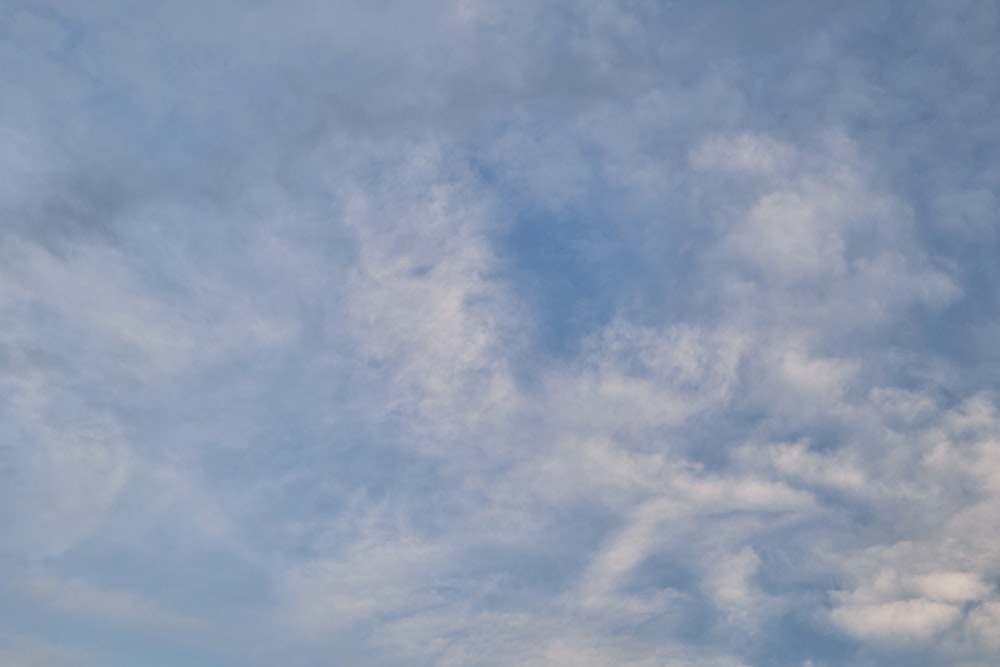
xmin=2 ymin=1 xmax=1000 ymax=665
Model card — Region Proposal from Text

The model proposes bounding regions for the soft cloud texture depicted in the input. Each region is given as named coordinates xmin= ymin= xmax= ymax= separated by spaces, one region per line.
xmin=2 ymin=1 xmax=1000 ymax=666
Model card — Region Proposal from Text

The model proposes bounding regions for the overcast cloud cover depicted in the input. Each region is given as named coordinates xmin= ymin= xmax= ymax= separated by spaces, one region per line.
xmin=2 ymin=1 xmax=1000 ymax=665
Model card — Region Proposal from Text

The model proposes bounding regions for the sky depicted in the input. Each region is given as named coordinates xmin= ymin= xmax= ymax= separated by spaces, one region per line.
xmin=2 ymin=1 xmax=1000 ymax=665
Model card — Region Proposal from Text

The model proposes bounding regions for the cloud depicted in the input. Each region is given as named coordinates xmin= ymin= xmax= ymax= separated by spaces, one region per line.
xmin=2 ymin=1 xmax=1000 ymax=666
xmin=830 ymin=599 xmax=962 ymax=642
xmin=0 ymin=633 xmax=99 ymax=667
xmin=0 ymin=360 xmax=131 ymax=559
xmin=691 ymin=134 xmax=795 ymax=176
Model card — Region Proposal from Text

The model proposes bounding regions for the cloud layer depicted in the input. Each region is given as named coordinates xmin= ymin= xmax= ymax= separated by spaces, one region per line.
xmin=3 ymin=1 xmax=1000 ymax=665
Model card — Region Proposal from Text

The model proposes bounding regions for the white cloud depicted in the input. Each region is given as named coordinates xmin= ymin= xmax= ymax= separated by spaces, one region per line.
xmin=0 ymin=368 xmax=131 ymax=558
xmin=702 ymin=547 xmax=763 ymax=622
xmin=340 ymin=145 xmax=521 ymax=445
xmin=691 ymin=134 xmax=796 ymax=175
xmin=830 ymin=599 xmax=961 ymax=642
xmin=912 ymin=572 xmax=992 ymax=604
xmin=968 ymin=601 xmax=1000 ymax=649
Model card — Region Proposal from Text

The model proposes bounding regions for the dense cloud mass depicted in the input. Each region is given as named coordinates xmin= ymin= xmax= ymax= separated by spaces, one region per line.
xmin=2 ymin=1 xmax=1000 ymax=665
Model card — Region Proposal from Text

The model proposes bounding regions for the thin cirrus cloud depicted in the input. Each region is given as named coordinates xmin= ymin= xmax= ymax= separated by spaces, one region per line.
xmin=2 ymin=1 xmax=1000 ymax=666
